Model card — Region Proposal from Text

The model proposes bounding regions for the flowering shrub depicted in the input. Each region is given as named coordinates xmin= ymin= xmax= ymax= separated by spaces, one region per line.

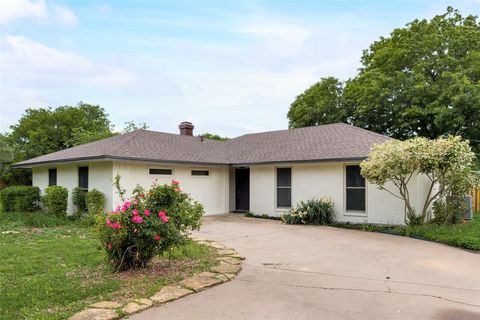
xmin=98 ymin=179 xmax=204 ymax=270
xmin=281 ymin=198 xmax=335 ymax=225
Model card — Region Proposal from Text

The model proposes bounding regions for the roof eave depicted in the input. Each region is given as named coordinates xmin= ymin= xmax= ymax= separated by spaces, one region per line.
xmin=12 ymin=155 xmax=231 ymax=168
xmin=13 ymin=155 xmax=368 ymax=169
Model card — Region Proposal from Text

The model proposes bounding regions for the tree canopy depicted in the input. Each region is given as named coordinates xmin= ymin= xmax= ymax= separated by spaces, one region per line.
xmin=1 ymin=103 xmax=114 ymax=185
xmin=199 ymin=133 xmax=229 ymax=141
xmin=287 ymin=7 xmax=480 ymax=154
xmin=288 ymin=77 xmax=345 ymax=128
xmin=9 ymin=103 xmax=113 ymax=161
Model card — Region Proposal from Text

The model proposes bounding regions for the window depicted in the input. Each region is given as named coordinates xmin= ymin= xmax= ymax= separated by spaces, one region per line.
xmin=48 ymin=168 xmax=57 ymax=186
xmin=191 ymin=169 xmax=210 ymax=176
xmin=78 ymin=166 xmax=89 ymax=190
xmin=346 ymin=165 xmax=366 ymax=212
xmin=149 ymin=168 xmax=172 ymax=175
xmin=276 ymin=168 xmax=291 ymax=208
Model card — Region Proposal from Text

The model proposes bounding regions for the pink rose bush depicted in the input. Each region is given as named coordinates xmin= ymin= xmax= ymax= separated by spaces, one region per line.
xmin=98 ymin=179 xmax=204 ymax=270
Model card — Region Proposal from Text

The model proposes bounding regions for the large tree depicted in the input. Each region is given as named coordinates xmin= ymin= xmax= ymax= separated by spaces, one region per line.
xmin=288 ymin=77 xmax=345 ymax=128
xmin=1 ymin=103 xmax=114 ymax=186
xmin=346 ymin=7 xmax=480 ymax=147
xmin=287 ymin=7 xmax=480 ymax=154
xmin=9 ymin=103 xmax=113 ymax=161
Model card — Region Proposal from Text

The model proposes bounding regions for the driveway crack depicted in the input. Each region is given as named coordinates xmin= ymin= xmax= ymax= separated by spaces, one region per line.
xmin=236 ymin=278 xmax=480 ymax=308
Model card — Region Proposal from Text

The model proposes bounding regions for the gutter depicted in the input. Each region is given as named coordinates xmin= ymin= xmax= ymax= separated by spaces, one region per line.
xmin=13 ymin=155 xmax=367 ymax=169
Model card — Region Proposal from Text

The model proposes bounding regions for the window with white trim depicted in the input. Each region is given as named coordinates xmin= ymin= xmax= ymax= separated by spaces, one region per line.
xmin=345 ymin=165 xmax=366 ymax=212
xmin=276 ymin=167 xmax=291 ymax=208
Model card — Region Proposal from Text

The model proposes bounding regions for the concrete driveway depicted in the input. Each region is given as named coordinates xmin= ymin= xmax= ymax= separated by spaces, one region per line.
xmin=131 ymin=214 xmax=480 ymax=320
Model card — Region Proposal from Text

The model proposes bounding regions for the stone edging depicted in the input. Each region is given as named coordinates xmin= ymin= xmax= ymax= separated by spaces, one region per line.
xmin=69 ymin=239 xmax=244 ymax=320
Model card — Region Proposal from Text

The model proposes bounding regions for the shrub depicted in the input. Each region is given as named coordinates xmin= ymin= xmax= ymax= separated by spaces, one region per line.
xmin=43 ymin=186 xmax=68 ymax=216
xmin=0 ymin=186 xmax=40 ymax=212
xmin=86 ymin=189 xmax=105 ymax=216
xmin=281 ymin=198 xmax=335 ymax=225
xmin=98 ymin=179 xmax=204 ymax=271
xmin=72 ymin=187 xmax=88 ymax=213
xmin=432 ymin=196 xmax=467 ymax=225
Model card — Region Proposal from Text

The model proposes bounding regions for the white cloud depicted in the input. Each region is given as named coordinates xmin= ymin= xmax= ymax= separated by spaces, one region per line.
xmin=0 ymin=0 xmax=47 ymax=24
xmin=0 ymin=0 xmax=77 ymax=27
xmin=52 ymin=4 xmax=78 ymax=27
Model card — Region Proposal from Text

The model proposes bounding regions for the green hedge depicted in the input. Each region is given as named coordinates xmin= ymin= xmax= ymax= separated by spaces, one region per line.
xmin=43 ymin=186 xmax=68 ymax=216
xmin=0 ymin=186 xmax=41 ymax=212
xmin=85 ymin=189 xmax=105 ymax=215
xmin=72 ymin=187 xmax=88 ymax=213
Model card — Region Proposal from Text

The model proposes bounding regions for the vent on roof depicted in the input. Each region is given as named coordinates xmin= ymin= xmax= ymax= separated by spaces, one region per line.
xmin=179 ymin=121 xmax=194 ymax=136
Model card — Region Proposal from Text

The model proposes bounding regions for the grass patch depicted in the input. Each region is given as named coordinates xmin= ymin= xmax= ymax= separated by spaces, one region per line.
xmin=0 ymin=212 xmax=217 ymax=320
xmin=333 ymin=213 xmax=480 ymax=251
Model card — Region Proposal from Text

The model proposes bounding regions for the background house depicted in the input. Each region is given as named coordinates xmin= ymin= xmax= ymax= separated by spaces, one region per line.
xmin=15 ymin=122 xmax=431 ymax=225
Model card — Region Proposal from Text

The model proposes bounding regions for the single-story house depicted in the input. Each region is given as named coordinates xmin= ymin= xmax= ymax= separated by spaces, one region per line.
xmin=14 ymin=122 xmax=431 ymax=225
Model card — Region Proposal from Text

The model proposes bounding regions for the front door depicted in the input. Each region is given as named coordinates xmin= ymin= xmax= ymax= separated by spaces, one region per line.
xmin=235 ymin=168 xmax=250 ymax=211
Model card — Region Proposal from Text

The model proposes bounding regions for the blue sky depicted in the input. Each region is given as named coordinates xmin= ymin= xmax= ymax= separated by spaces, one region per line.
xmin=1 ymin=0 xmax=479 ymax=137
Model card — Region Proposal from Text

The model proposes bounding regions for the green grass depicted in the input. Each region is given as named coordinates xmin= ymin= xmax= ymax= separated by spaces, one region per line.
xmin=0 ymin=212 xmax=217 ymax=320
xmin=334 ymin=213 xmax=480 ymax=251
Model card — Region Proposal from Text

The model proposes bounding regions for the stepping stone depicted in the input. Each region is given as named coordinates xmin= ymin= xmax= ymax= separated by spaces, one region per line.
xmin=90 ymin=301 xmax=123 ymax=309
xmin=217 ymin=249 xmax=237 ymax=256
xmin=180 ymin=272 xmax=223 ymax=292
xmin=150 ymin=285 xmax=193 ymax=304
xmin=69 ymin=308 xmax=118 ymax=320
xmin=135 ymin=298 xmax=153 ymax=307
xmin=216 ymin=257 xmax=242 ymax=265
xmin=214 ymin=273 xmax=230 ymax=282
xmin=122 ymin=302 xmax=150 ymax=315
xmin=211 ymin=262 xmax=242 ymax=274
xmin=207 ymin=242 xmax=225 ymax=249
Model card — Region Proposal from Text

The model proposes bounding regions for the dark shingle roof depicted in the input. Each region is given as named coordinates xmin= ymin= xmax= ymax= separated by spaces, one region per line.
xmin=14 ymin=123 xmax=391 ymax=167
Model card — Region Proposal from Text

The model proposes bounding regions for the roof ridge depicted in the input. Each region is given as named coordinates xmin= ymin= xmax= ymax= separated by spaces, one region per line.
xmin=336 ymin=123 xmax=392 ymax=140
xmin=230 ymin=122 xmax=345 ymax=140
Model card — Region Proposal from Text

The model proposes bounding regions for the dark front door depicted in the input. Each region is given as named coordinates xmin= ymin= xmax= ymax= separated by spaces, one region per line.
xmin=235 ymin=168 xmax=250 ymax=211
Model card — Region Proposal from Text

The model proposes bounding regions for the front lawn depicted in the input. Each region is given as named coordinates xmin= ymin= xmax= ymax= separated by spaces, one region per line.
xmin=0 ymin=212 xmax=216 ymax=320
xmin=334 ymin=213 xmax=480 ymax=251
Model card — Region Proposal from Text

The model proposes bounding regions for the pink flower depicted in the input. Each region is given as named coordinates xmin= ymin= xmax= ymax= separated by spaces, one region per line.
xmin=133 ymin=199 xmax=138 ymax=205
xmin=144 ymin=209 xmax=150 ymax=216
xmin=132 ymin=215 xmax=143 ymax=224
xmin=171 ymin=179 xmax=180 ymax=185
xmin=106 ymin=243 xmax=113 ymax=251
xmin=124 ymin=200 xmax=131 ymax=208
xmin=120 ymin=206 xmax=126 ymax=213
xmin=106 ymin=220 xmax=112 ymax=226
xmin=175 ymin=187 xmax=181 ymax=192
xmin=111 ymin=222 xmax=121 ymax=229
xmin=158 ymin=211 xmax=169 ymax=222
xmin=154 ymin=234 xmax=161 ymax=241
xmin=132 ymin=209 xmax=139 ymax=216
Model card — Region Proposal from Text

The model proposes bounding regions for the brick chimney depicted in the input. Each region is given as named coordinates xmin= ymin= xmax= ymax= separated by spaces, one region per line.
xmin=179 ymin=121 xmax=194 ymax=136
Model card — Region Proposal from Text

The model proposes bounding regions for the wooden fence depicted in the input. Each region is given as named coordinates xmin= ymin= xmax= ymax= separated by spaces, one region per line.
xmin=469 ymin=187 xmax=480 ymax=212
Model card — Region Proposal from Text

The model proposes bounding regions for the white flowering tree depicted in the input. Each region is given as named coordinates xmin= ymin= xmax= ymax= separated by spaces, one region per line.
xmin=360 ymin=136 xmax=477 ymax=225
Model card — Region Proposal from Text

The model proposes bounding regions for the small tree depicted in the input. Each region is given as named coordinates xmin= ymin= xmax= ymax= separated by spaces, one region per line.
xmin=361 ymin=136 xmax=477 ymax=225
